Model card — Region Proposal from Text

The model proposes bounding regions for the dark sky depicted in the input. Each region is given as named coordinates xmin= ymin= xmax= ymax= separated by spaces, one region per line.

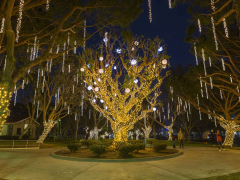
xmin=131 ymin=0 xmax=194 ymax=68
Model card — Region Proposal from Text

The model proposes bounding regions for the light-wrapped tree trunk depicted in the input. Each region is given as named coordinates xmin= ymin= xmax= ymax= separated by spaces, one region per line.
xmin=36 ymin=120 xmax=57 ymax=144
xmin=220 ymin=120 xmax=240 ymax=147
xmin=142 ymin=125 xmax=152 ymax=139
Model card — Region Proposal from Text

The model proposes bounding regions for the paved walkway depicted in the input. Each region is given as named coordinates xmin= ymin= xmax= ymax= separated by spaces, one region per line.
xmin=0 ymin=146 xmax=240 ymax=180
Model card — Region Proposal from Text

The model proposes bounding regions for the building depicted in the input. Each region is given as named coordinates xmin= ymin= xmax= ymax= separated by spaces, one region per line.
xmin=0 ymin=117 xmax=40 ymax=139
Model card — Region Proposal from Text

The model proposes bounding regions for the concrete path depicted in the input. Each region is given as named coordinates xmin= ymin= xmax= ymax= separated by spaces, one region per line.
xmin=0 ymin=146 xmax=240 ymax=180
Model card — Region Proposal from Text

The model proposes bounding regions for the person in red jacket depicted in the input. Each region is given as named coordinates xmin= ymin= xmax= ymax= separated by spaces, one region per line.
xmin=216 ymin=130 xmax=225 ymax=151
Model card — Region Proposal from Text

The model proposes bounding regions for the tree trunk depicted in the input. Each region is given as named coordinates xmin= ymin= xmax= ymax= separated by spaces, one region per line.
xmin=19 ymin=125 xmax=30 ymax=139
xmin=223 ymin=129 xmax=235 ymax=147
xmin=112 ymin=126 xmax=128 ymax=147
xmin=36 ymin=120 xmax=57 ymax=144
xmin=74 ymin=120 xmax=79 ymax=140
xmin=153 ymin=123 xmax=156 ymax=139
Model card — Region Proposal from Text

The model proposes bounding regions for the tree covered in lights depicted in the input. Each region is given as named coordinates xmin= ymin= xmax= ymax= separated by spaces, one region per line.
xmin=79 ymin=35 xmax=170 ymax=147
xmin=0 ymin=0 xmax=144 ymax=134
xmin=170 ymin=0 xmax=240 ymax=146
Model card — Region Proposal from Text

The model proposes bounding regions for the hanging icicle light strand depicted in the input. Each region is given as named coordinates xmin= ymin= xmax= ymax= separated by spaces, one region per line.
xmin=0 ymin=18 xmax=5 ymax=33
xmin=83 ymin=20 xmax=86 ymax=51
xmin=194 ymin=43 xmax=198 ymax=65
xmin=168 ymin=0 xmax=172 ymax=9
xmin=202 ymin=49 xmax=207 ymax=76
xmin=198 ymin=19 xmax=202 ymax=33
xmin=223 ymin=18 xmax=229 ymax=38
xmin=148 ymin=0 xmax=152 ymax=23
xmin=221 ymin=58 xmax=225 ymax=71
xmin=46 ymin=0 xmax=49 ymax=11
xmin=16 ymin=0 xmax=25 ymax=43
xmin=211 ymin=16 xmax=218 ymax=51
xmin=211 ymin=0 xmax=216 ymax=12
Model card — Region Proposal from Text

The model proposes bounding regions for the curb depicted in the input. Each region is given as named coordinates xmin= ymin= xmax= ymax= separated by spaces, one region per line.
xmin=50 ymin=150 xmax=183 ymax=163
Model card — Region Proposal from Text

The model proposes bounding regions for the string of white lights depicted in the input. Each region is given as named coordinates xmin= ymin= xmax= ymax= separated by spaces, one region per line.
xmin=194 ymin=43 xmax=198 ymax=65
xmin=83 ymin=20 xmax=86 ymax=51
xmin=202 ymin=49 xmax=207 ymax=76
xmin=223 ymin=18 xmax=229 ymax=38
xmin=148 ymin=0 xmax=152 ymax=23
xmin=62 ymin=42 xmax=66 ymax=72
xmin=210 ymin=77 xmax=213 ymax=89
xmin=211 ymin=0 xmax=216 ymax=12
xmin=209 ymin=57 xmax=212 ymax=67
xmin=221 ymin=58 xmax=225 ymax=71
xmin=211 ymin=16 xmax=218 ymax=51
xmin=16 ymin=0 xmax=25 ymax=43
xmin=198 ymin=19 xmax=202 ymax=33
xmin=0 ymin=18 xmax=4 ymax=33
xmin=46 ymin=0 xmax=49 ymax=11
xmin=168 ymin=0 xmax=172 ymax=9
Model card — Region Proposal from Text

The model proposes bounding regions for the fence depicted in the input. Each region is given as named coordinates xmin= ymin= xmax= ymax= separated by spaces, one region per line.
xmin=0 ymin=140 xmax=40 ymax=149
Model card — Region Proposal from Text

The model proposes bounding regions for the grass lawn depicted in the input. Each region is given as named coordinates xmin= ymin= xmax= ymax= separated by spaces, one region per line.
xmin=197 ymin=172 xmax=240 ymax=180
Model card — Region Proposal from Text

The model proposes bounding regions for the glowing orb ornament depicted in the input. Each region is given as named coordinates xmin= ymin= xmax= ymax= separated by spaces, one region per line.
xmin=134 ymin=41 xmax=139 ymax=46
xmin=153 ymin=107 xmax=157 ymax=111
xmin=98 ymin=78 xmax=101 ymax=82
xmin=100 ymin=99 xmax=104 ymax=103
xmin=158 ymin=47 xmax=163 ymax=52
xmin=116 ymin=49 xmax=122 ymax=54
xmin=80 ymin=68 xmax=84 ymax=72
xmin=105 ymin=63 xmax=109 ymax=68
xmin=94 ymin=82 xmax=97 ymax=85
xmin=99 ymin=56 xmax=104 ymax=61
xmin=103 ymin=38 xmax=108 ymax=43
xmin=162 ymin=59 xmax=168 ymax=65
xmin=131 ymin=47 xmax=135 ymax=51
xmin=131 ymin=59 xmax=137 ymax=65
xmin=113 ymin=66 xmax=117 ymax=70
xmin=87 ymin=64 xmax=90 ymax=68
xmin=99 ymin=69 xmax=104 ymax=74
xmin=125 ymin=88 xmax=130 ymax=93
xmin=95 ymin=87 xmax=99 ymax=91
xmin=93 ymin=99 xmax=96 ymax=103
xmin=87 ymin=86 xmax=92 ymax=91
xmin=134 ymin=79 xmax=138 ymax=83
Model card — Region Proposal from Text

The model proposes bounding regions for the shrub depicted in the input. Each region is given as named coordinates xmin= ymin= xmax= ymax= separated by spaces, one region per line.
xmin=118 ymin=144 xmax=135 ymax=158
xmin=146 ymin=139 xmax=158 ymax=147
xmin=90 ymin=145 xmax=106 ymax=157
xmin=152 ymin=141 xmax=167 ymax=152
xmin=81 ymin=140 xmax=99 ymax=148
xmin=101 ymin=139 xmax=114 ymax=147
xmin=128 ymin=140 xmax=143 ymax=144
xmin=67 ymin=141 xmax=81 ymax=153
xmin=132 ymin=143 xmax=145 ymax=153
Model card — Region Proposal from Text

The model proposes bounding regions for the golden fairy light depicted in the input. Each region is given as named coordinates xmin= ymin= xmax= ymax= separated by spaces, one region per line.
xmin=80 ymin=35 xmax=170 ymax=147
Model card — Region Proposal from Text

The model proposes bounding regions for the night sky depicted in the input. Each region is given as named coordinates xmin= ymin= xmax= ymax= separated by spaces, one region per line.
xmin=131 ymin=0 xmax=194 ymax=68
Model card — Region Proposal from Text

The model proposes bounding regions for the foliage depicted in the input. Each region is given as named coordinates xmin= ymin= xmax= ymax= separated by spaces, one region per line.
xmin=81 ymin=140 xmax=99 ymax=148
xmin=127 ymin=140 xmax=143 ymax=144
xmin=146 ymin=139 xmax=158 ymax=146
xmin=67 ymin=141 xmax=81 ymax=152
xmin=118 ymin=144 xmax=135 ymax=158
xmin=132 ymin=143 xmax=145 ymax=153
xmin=101 ymin=139 xmax=114 ymax=147
xmin=90 ymin=144 xmax=106 ymax=157
xmin=152 ymin=141 xmax=167 ymax=152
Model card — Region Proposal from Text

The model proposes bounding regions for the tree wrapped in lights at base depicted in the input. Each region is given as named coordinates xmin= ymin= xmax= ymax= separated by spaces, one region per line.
xmin=80 ymin=35 xmax=170 ymax=147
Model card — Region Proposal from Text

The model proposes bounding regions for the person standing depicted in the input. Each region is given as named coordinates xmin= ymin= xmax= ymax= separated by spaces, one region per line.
xmin=210 ymin=130 xmax=215 ymax=146
xmin=178 ymin=130 xmax=185 ymax=149
xmin=216 ymin=130 xmax=225 ymax=151
xmin=203 ymin=131 xmax=208 ymax=144
xmin=171 ymin=132 xmax=176 ymax=149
